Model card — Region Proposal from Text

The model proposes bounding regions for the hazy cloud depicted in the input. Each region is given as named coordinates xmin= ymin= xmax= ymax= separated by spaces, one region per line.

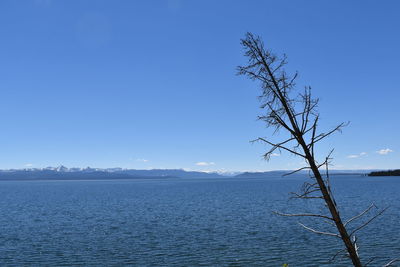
xmin=377 ymin=148 xmax=393 ymax=155
xmin=271 ymin=153 xmax=280 ymax=157
xmin=347 ymin=152 xmax=367 ymax=159
xmin=136 ymin=159 xmax=149 ymax=162
xmin=195 ymin=162 xmax=215 ymax=166
xmin=347 ymin=155 xmax=359 ymax=159
xmin=25 ymin=163 xmax=33 ymax=167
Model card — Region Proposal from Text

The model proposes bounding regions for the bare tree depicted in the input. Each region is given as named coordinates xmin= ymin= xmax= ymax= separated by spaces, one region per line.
xmin=238 ymin=32 xmax=392 ymax=266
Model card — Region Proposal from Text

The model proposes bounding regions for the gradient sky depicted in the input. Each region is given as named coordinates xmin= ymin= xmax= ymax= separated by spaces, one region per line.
xmin=0 ymin=0 xmax=399 ymax=171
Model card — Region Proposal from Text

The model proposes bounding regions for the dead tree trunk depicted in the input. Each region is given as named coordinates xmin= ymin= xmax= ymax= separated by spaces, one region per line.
xmin=238 ymin=32 xmax=390 ymax=266
xmin=302 ymin=142 xmax=362 ymax=267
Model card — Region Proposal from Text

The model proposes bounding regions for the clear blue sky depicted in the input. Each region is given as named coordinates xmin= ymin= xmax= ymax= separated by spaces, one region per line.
xmin=0 ymin=0 xmax=399 ymax=171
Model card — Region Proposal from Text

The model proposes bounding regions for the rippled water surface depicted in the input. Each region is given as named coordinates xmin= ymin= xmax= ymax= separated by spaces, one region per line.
xmin=0 ymin=176 xmax=399 ymax=266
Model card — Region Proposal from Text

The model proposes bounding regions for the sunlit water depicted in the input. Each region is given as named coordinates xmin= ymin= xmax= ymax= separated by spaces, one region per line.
xmin=0 ymin=176 xmax=399 ymax=266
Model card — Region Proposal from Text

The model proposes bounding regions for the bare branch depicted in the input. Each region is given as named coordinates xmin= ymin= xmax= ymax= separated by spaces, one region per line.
xmin=283 ymin=166 xmax=311 ymax=177
xmin=298 ymin=223 xmax=340 ymax=238
xmin=364 ymin=257 xmax=376 ymax=266
xmin=383 ymin=258 xmax=400 ymax=267
xmin=251 ymin=136 xmax=296 ymax=160
xmin=273 ymin=211 xmax=333 ymax=221
xmin=308 ymin=115 xmax=319 ymax=158
xmin=290 ymin=191 xmax=323 ymax=200
xmin=301 ymin=181 xmax=319 ymax=190
xmin=262 ymin=100 xmax=296 ymax=135
xmin=256 ymin=137 xmax=306 ymax=159
xmin=350 ymin=207 xmax=388 ymax=236
xmin=344 ymin=204 xmax=376 ymax=227
xmin=294 ymin=182 xmax=321 ymax=199
xmin=313 ymin=122 xmax=349 ymax=144
xmin=352 ymin=235 xmax=359 ymax=257
xmin=330 ymin=249 xmax=348 ymax=263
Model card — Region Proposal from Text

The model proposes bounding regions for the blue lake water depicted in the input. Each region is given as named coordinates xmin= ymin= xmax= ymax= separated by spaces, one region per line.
xmin=0 ymin=176 xmax=399 ymax=266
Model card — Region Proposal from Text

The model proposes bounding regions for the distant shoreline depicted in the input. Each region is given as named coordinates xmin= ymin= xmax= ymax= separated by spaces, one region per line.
xmin=368 ymin=169 xmax=400 ymax=176
xmin=0 ymin=167 xmax=394 ymax=180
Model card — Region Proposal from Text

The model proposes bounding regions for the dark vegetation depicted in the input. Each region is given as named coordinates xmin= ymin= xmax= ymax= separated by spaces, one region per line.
xmin=369 ymin=169 xmax=400 ymax=176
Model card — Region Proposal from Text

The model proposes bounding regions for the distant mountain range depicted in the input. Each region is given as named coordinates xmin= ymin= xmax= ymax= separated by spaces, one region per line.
xmin=0 ymin=166 xmax=375 ymax=180
xmin=0 ymin=166 xmax=225 ymax=180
